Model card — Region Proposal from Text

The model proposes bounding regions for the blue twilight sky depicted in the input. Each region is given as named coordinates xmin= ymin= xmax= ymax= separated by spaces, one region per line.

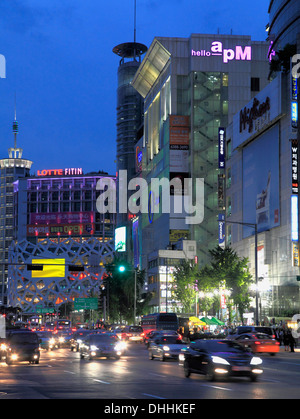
xmin=0 ymin=0 xmax=269 ymax=176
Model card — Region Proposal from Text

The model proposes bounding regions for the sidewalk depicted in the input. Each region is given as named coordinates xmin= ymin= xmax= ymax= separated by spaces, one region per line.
xmin=278 ymin=346 xmax=300 ymax=358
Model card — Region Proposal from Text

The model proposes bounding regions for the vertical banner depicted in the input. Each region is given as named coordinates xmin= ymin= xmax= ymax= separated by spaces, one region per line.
xmin=218 ymin=127 xmax=225 ymax=169
xmin=218 ymin=213 xmax=225 ymax=248
xmin=291 ymin=139 xmax=298 ymax=194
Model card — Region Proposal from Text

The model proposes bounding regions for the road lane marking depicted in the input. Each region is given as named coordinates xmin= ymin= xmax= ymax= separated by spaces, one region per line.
xmin=64 ymin=370 xmax=76 ymax=374
xmin=149 ymin=373 xmax=166 ymax=378
xmin=93 ymin=379 xmax=111 ymax=385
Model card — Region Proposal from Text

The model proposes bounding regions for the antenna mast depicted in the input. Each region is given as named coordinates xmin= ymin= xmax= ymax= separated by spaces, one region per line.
xmin=134 ymin=0 xmax=136 ymax=43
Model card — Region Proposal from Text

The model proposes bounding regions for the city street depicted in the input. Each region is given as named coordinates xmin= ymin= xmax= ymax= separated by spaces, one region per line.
xmin=1 ymin=343 xmax=300 ymax=400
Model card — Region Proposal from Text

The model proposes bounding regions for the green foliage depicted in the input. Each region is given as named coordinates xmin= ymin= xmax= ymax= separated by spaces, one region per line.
xmin=104 ymin=258 xmax=151 ymax=323
xmin=200 ymin=246 xmax=254 ymax=321
xmin=172 ymin=246 xmax=253 ymax=322
xmin=172 ymin=260 xmax=198 ymax=313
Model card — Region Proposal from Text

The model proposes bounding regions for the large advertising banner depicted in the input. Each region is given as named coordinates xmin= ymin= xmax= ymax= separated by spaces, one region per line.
xmin=169 ymin=115 xmax=189 ymax=174
xmin=27 ymin=223 xmax=95 ymax=237
xmin=30 ymin=211 xmax=94 ymax=225
xmin=242 ymin=123 xmax=280 ymax=237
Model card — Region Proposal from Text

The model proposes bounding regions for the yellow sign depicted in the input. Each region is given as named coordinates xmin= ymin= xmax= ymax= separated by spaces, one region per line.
xmin=31 ymin=259 xmax=65 ymax=278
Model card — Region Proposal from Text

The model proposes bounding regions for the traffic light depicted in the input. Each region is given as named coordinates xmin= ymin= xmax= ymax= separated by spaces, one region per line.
xmin=27 ymin=264 xmax=43 ymax=271
xmin=68 ymin=265 xmax=84 ymax=272
xmin=118 ymin=265 xmax=126 ymax=273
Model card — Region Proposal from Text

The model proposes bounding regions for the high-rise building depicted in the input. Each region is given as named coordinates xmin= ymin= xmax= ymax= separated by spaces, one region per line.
xmin=112 ymin=4 xmax=147 ymax=261
xmin=223 ymin=0 xmax=300 ymax=321
xmin=0 ymin=114 xmax=33 ymax=304
xmin=132 ymin=33 xmax=270 ymax=312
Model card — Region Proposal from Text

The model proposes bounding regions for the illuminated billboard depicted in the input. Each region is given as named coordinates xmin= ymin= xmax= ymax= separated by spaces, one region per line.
xmin=31 ymin=258 xmax=65 ymax=278
xmin=242 ymin=123 xmax=280 ymax=237
xmin=115 ymin=226 xmax=126 ymax=252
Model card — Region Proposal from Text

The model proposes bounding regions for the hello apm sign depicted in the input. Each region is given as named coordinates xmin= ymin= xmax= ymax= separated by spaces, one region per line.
xmin=191 ymin=41 xmax=251 ymax=63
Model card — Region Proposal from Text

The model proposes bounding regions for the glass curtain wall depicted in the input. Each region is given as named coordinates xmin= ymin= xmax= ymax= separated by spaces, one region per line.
xmin=191 ymin=71 xmax=228 ymax=266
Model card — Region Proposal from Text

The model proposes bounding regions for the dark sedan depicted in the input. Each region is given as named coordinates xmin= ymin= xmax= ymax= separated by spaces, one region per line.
xmin=180 ymin=339 xmax=263 ymax=382
xmin=80 ymin=333 xmax=126 ymax=360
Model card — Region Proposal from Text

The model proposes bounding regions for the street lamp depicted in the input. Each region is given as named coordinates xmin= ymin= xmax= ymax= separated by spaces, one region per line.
xmin=224 ymin=220 xmax=259 ymax=325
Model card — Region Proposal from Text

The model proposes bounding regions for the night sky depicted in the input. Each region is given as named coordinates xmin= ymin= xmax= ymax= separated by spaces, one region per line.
xmin=0 ymin=0 xmax=269 ymax=176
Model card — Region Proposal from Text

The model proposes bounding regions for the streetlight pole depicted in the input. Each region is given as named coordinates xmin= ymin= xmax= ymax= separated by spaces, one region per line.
xmin=224 ymin=220 xmax=259 ymax=325
xmin=134 ymin=268 xmax=137 ymax=326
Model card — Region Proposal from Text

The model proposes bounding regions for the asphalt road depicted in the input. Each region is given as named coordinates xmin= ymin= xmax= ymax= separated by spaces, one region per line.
xmin=1 ymin=343 xmax=300 ymax=400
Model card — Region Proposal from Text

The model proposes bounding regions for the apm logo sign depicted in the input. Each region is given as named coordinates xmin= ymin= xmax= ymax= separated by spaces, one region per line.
xmin=191 ymin=41 xmax=251 ymax=63
xmin=0 ymin=54 xmax=5 ymax=78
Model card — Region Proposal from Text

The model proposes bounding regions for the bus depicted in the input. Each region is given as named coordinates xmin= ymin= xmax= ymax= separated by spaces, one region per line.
xmin=45 ymin=319 xmax=71 ymax=331
xmin=141 ymin=313 xmax=179 ymax=333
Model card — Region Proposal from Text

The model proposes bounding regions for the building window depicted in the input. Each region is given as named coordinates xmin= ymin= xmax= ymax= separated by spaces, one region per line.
xmin=251 ymin=77 xmax=260 ymax=92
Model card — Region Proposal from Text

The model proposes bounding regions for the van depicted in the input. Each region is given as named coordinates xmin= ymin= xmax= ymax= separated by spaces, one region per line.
xmin=4 ymin=330 xmax=40 ymax=364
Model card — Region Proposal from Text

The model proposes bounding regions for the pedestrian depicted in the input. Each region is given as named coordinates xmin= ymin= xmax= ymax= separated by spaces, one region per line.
xmin=287 ymin=329 xmax=296 ymax=352
xmin=283 ymin=329 xmax=290 ymax=351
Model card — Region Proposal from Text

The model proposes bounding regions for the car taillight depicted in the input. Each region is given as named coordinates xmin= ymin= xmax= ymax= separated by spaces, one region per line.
xmin=141 ymin=333 xmax=144 ymax=337
xmin=254 ymin=341 xmax=261 ymax=345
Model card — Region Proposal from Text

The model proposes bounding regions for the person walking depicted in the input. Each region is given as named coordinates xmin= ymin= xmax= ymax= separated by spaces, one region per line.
xmin=287 ymin=329 xmax=296 ymax=352
xmin=283 ymin=329 xmax=290 ymax=351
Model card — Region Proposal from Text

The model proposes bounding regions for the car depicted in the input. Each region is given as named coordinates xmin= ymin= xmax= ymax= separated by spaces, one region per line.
xmin=56 ymin=330 xmax=73 ymax=348
xmin=148 ymin=335 xmax=187 ymax=361
xmin=233 ymin=332 xmax=280 ymax=355
xmin=80 ymin=333 xmax=126 ymax=360
xmin=4 ymin=330 xmax=40 ymax=365
xmin=227 ymin=326 xmax=275 ymax=339
xmin=179 ymin=339 xmax=263 ymax=382
xmin=70 ymin=329 xmax=92 ymax=352
xmin=37 ymin=331 xmax=56 ymax=351
xmin=145 ymin=330 xmax=180 ymax=348
xmin=121 ymin=325 xmax=144 ymax=343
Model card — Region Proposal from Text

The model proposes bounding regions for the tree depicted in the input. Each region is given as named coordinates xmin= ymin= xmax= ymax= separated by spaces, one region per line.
xmin=172 ymin=260 xmax=199 ymax=313
xmin=104 ymin=258 xmax=151 ymax=323
xmin=200 ymin=246 xmax=253 ymax=322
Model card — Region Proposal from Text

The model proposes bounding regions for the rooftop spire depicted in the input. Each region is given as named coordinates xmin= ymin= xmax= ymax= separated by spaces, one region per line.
xmin=8 ymin=94 xmax=23 ymax=159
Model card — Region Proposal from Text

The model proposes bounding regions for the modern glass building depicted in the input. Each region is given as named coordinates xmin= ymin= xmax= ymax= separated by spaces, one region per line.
xmin=113 ymin=40 xmax=147 ymax=264
xmin=132 ymin=34 xmax=270 ymax=312
xmin=267 ymin=0 xmax=300 ymax=57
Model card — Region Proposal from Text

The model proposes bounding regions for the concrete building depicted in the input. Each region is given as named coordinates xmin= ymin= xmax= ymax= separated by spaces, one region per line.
xmin=131 ymin=33 xmax=270 ymax=312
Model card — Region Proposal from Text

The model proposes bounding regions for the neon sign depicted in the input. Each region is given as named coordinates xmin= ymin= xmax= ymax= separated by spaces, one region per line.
xmin=191 ymin=41 xmax=251 ymax=63
xmin=37 ymin=168 xmax=83 ymax=176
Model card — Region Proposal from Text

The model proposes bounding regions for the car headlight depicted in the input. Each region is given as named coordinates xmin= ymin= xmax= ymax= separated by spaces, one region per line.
xmin=212 ymin=356 xmax=230 ymax=365
xmin=250 ymin=356 xmax=263 ymax=365
xmin=90 ymin=345 xmax=98 ymax=351
xmin=59 ymin=337 xmax=65 ymax=343
xmin=163 ymin=346 xmax=170 ymax=351
xmin=49 ymin=338 xmax=55 ymax=345
xmin=0 ymin=343 xmax=7 ymax=351
xmin=114 ymin=342 xmax=126 ymax=352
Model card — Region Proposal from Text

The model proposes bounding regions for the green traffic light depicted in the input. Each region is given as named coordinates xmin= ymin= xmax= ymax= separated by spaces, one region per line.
xmin=118 ymin=265 xmax=126 ymax=272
